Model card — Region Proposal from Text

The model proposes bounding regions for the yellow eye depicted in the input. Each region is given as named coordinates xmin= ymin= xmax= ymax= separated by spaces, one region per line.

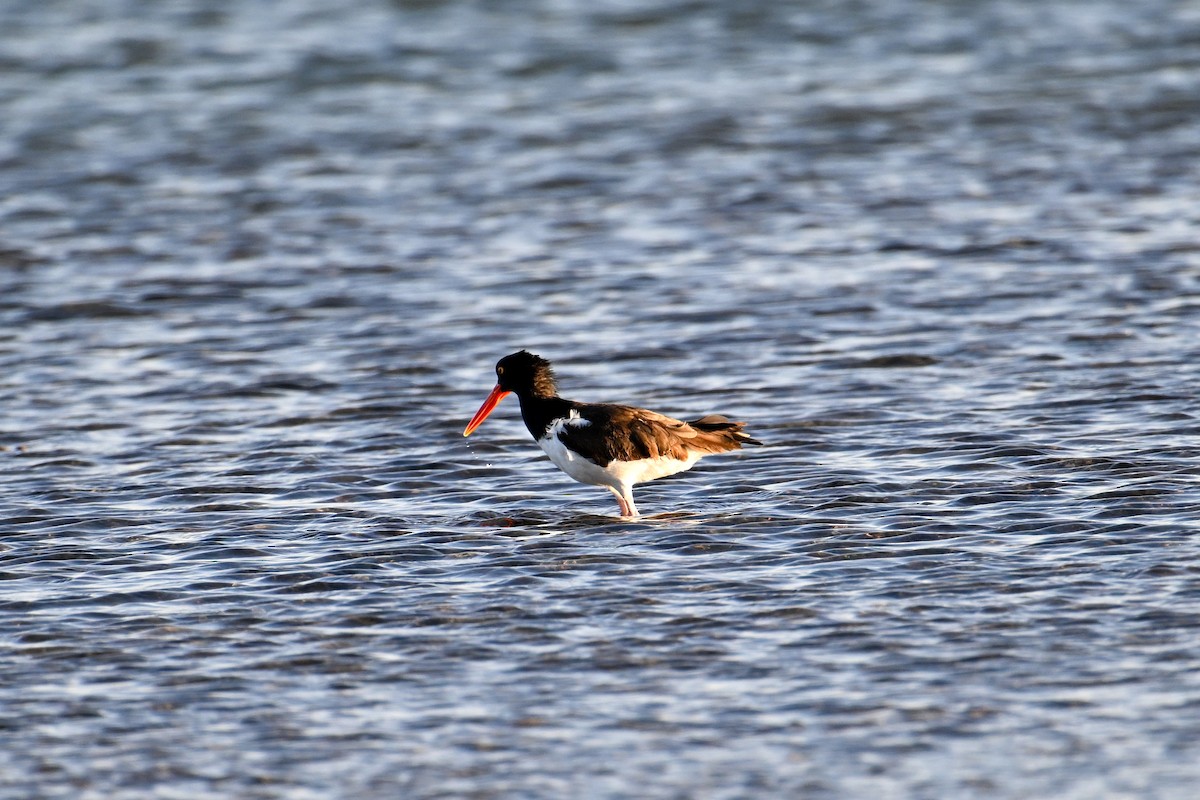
xmin=497 ymin=366 xmax=504 ymax=376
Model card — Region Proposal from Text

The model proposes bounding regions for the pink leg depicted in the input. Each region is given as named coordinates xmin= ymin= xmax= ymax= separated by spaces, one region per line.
xmin=607 ymin=487 xmax=634 ymax=517
xmin=617 ymin=488 xmax=639 ymax=518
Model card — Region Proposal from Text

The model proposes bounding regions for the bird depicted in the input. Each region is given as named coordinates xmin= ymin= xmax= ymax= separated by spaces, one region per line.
xmin=462 ymin=350 xmax=761 ymax=517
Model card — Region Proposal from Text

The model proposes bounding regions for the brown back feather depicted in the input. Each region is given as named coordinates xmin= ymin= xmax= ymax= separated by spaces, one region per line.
xmin=558 ymin=404 xmax=760 ymax=467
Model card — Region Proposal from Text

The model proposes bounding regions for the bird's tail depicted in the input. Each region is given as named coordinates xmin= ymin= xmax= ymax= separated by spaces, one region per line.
xmin=686 ymin=414 xmax=763 ymax=451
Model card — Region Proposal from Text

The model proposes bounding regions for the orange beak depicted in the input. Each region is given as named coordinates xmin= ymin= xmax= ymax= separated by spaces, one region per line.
xmin=463 ymin=385 xmax=511 ymax=436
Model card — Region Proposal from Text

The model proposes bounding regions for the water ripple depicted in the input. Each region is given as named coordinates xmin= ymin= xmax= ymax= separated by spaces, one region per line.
xmin=3 ymin=0 xmax=1200 ymax=798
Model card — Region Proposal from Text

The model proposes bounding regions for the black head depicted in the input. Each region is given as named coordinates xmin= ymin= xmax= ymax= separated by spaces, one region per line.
xmin=495 ymin=350 xmax=558 ymax=397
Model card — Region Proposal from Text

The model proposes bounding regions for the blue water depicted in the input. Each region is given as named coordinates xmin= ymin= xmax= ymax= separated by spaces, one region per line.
xmin=2 ymin=1 xmax=1199 ymax=797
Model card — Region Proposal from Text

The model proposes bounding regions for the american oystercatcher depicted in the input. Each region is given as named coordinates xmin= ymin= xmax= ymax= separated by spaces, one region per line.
xmin=463 ymin=350 xmax=761 ymax=517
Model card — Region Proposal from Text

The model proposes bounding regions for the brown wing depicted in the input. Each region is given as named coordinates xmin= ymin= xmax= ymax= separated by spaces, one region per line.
xmin=557 ymin=404 xmax=759 ymax=467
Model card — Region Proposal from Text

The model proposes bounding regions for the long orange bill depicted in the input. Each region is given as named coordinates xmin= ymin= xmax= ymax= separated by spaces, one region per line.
xmin=463 ymin=385 xmax=511 ymax=436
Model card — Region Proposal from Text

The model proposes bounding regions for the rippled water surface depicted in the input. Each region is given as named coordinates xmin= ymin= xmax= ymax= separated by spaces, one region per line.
xmin=3 ymin=1 xmax=1200 ymax=797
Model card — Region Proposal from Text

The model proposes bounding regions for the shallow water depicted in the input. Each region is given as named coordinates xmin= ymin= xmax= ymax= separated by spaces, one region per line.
xmin=3 ymin=0 xmax=1200 ymax=797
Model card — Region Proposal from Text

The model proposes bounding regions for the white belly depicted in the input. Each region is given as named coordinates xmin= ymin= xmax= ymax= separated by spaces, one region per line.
xmin=537 ymin=425 xmax=699 ymax=490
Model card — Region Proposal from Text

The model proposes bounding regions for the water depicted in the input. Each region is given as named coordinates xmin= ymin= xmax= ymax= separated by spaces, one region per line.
xmin=3 ymin=0 xmax=1200 ymax=797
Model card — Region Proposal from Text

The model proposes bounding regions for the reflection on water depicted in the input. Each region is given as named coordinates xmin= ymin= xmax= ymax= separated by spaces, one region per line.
xmin=2 ymin=0 xmax=1199 ymax=797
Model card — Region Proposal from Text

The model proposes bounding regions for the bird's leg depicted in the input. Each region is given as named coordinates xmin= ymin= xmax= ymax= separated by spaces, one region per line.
xmin=619 ymin=487 xmax=640 ymax=519
xmin=606 ymin=486 xmax=637 ymax=518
